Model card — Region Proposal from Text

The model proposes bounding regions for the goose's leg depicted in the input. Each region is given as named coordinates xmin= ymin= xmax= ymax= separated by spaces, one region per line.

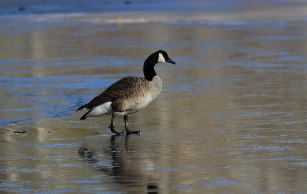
xmin=108 ymin=113 xmax=123 ymax=135
xmin=124 ymin=116 xmax=140 ymax=135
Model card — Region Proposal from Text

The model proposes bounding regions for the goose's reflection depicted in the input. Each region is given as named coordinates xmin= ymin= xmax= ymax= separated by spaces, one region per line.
xmin=78 ymin=135 xmax=159 ymax=193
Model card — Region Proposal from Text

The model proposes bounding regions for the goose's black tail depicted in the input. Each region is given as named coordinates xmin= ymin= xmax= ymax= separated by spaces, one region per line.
xmin=80 ymin=110 xmax=91 ymax=120
xmin=77 ymin=104 xmax=91 ymax=120
xmin=76 ymin=104 xmax=87 ymax=112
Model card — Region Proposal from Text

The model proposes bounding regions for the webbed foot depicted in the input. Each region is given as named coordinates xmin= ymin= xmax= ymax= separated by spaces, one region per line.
xmin=125 ymin=127 xmax=140 ymax=135
xmin=108 ymin=125 xmax=124 ymax=135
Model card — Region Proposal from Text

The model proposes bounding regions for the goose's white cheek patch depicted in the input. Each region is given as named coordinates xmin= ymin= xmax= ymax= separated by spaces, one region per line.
xmin=158 ymin=53 xmax=166 ymax=63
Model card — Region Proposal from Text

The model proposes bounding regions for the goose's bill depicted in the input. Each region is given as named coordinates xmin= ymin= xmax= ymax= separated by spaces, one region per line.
xmin=167 ymin=58 xmax=176 ymax=64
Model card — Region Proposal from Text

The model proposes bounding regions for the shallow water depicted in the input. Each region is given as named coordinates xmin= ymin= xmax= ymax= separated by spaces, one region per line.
xmin=0 ymin=12 xmax=307 ymax=193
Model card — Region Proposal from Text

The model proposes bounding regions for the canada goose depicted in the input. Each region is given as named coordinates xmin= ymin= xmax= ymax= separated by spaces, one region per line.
xmin=76 ymin=50 xmax=176 ymax=135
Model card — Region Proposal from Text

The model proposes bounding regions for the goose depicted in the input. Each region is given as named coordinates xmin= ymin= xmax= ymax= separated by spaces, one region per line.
xmin=76 ymin=50 xmax=176 ymax=135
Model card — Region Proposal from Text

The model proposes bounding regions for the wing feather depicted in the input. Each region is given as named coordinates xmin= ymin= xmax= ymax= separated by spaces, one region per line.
xmin=81 ymin=76 xmax=148 ymax=110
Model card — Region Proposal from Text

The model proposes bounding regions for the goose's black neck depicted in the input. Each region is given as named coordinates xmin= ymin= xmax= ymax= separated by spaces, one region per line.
xmin=143 ymin=56 xmax=157 ymax=81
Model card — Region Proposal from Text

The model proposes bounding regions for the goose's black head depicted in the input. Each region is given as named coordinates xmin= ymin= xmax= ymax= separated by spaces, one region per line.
xmin=156 ymin=50 xmax=176 ymax=64
xmin=143 ymin=50 xmax=176 ymax=81
xmin=145 ymin=50 xmax=176 ymax=66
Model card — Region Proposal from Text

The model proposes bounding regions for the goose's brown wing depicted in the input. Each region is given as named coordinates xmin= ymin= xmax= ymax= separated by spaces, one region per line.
xmin=79 ymin=76 xmax=147 ymax=110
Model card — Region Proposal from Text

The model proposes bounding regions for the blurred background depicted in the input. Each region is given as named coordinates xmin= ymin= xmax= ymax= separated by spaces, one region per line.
xmin=0 ymin=0 xmax=306 ymax=193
